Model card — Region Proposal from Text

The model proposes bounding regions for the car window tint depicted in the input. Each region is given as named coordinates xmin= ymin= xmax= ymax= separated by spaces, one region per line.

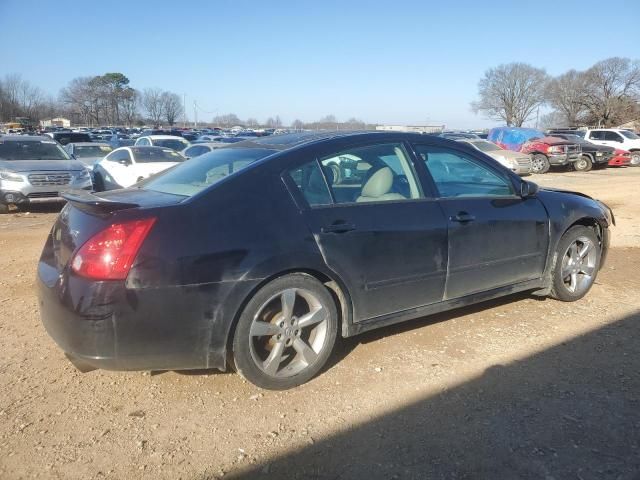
xmin=106 ymin=150 xmax=130 ymax=162
xmin=603 ymin=131 xmax=622 ymax=142
xmin=287 ymin=160 xmax=332 ymax=207
xmin=320 ymin=143 xmax=422 ymax=204
xmin=142 ymin=147 xmax=276 ymax=197
xmin=415 ymin=145 xmax=514 ymax=198
xmin=589 ymin=131 xmax=605 ymax=140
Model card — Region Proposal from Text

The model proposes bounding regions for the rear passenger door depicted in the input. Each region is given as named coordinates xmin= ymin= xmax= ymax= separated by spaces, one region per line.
xmin=285 ymin=140 xmax=449 ymax=322
xmin=411 ymin=142 xmax=549 ymax=300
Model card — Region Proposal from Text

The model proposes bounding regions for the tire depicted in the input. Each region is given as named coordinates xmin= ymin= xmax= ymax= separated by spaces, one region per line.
xmin=232 ymin=273 xmax=338 ymax=390
xmin=0 ymin=203 xmax=8 ymax=214
xmin=630 ymin=151 xmax=640 ymax=167
xmin=573 ymin=155 xmax=593 ymax=172
xmin=92 ymin=172 xmax=105 ymax=192
xmin=531 ymin=154 xmax=550 ymax=174
xmin=550 ymin=225 xmax=601 ymax=302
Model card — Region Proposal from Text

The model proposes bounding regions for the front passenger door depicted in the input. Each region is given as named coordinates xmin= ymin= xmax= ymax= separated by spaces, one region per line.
xmin=412 ymin=144 xmax=549 ymax=300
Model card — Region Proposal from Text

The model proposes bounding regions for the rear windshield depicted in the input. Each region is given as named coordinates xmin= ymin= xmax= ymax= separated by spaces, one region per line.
xmin=154 ymin=139 xmax=189 ymax=150
xmin=0 ymin=140 xmax=71 ymax=160
xmin=74 ymin=145 xmax=112 ymax=157
xmin=143 ymin=147 xmax=276 ymax=197
xmin=132 ymin=148 xmax=184 ymax=163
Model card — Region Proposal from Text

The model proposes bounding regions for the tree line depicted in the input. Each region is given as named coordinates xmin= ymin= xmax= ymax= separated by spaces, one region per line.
xmin=472 ymin=57 xmax=640 ymax=128
xmin=0 ymin=72 xmax=184 ymax=127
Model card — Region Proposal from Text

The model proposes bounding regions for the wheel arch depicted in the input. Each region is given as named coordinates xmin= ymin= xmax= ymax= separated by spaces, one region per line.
xmin=223 ymin=266 xmax=354 ymax=369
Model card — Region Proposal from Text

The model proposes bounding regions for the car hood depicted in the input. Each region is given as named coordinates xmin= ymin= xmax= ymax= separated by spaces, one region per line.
xmin=540 ymin=186 xmax=594 ymax=200
xmin=493 ymin=149 xmax=530 ymax=160
xmin=534 ymin=136 xmax=574 ymax=146
xmin=0 ymin=159 xmax=86 ymax=172
xmin=582 ymin=143 xmax=615 ymax=153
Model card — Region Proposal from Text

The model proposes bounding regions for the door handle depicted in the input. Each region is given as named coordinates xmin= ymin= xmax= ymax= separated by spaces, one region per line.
xmin=450 ymin=212 xmax=476 ymax=223
xmin=321 ymin=222 xmax=356 ymax=234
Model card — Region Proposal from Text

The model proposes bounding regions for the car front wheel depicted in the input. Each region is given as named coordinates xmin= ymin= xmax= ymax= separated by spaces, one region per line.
xmin=550 ymin=225 xmax=601 ymax=302
xmin=531 ymin=154 xmax=550 ymax=174
xmin=573 ymin=155 xmax=593 ymax=172
xmin=630 ymin=151 xmax=640 ymax=166
xmin=232 ymin=273 xmax=338 ymax=390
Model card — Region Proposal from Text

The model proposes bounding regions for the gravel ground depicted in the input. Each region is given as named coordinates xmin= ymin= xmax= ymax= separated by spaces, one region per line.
xmin=0 ymin=167 xmax=639 ymax=479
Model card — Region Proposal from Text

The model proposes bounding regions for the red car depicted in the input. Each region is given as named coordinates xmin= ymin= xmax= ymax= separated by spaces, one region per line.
xmin=609 ymin=149 xmax=632 ymax=166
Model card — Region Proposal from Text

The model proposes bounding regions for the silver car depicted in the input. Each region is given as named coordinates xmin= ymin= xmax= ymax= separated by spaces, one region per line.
xmin=456 ymin=139 xmax=533 ymax=176
xmin=64 ymin=142 xmax=113 ymax=170
xmin=0 ymin=135 xmax=92 ymax=214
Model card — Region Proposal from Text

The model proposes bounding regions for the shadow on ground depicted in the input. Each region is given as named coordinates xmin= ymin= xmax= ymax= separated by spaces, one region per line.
xmin=225 ymin=309 xmax=640 ymax=480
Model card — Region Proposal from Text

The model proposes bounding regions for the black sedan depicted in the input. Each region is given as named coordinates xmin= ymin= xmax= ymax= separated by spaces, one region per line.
xmin=37 ymin=132 xmax=614 ymax=389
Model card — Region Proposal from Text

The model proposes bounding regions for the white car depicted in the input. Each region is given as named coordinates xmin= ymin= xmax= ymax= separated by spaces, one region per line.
xmin=134 ymin=135 xmax=190 ymax=151
xmin=583 ymin=129 xmax=640 ymax=165
xmin=92 ymin=146 xmax=185 ymax=191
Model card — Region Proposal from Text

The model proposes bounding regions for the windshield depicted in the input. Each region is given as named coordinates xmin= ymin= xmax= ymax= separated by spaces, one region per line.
xmin=132 ymin=148 xmax=185 ymax=163
xmin=621 ymin=130 xmax=640 ymax=139
xmin=0 ymin=139 xmax=71 ymax=160
xmin=471 ymin=140 xmax=501 ymax=152
xmin=143 ymin=147 xmax=277 ymax=197
xmin=74 ymin=145 xmax=112 ymax=157
xmin=155 ymin=139 xmax=189 ymax=151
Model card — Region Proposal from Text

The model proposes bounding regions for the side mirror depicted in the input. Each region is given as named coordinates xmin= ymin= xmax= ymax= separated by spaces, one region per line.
xmin=521 ymin=180 xmax=539 ymax=198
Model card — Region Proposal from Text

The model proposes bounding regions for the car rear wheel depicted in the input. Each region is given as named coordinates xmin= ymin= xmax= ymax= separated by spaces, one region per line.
xmin=550 ymin=226 xmax=600 ymax=302
xmin=531 ymin=154 xmax=550 ymax=174
xmin=573 ymin=155 xmax=593 ymax=172
xmin=630 ymin=151 xmax=640 ymax=166
xmin=232 ymin=273 xmax=338 ymax=390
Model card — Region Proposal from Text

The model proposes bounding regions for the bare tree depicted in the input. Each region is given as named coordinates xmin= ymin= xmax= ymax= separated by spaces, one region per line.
xmin=142 ymin=88 xmax=164 ymax=127
xmin=291 ymin=119 xmax=304 ymax=130
xmin=472 ymin=63 xmax=549 ymax=126
xmin=246 ymin=117 xmax=259 ymax=128
xmin=161 ymin=91 xmax=183 ymax=126
xmin=265 ymin=116 xmax=282 ymax=128
xmin=121 ymin=88 xmax=139 ymax=127
xmin=581 ymin=57 xmax=640 ymax=127
xmin=212 ymin=113 xmax=242 ymax=127
xmin=546 ymin=70 xmax=588 ymax=126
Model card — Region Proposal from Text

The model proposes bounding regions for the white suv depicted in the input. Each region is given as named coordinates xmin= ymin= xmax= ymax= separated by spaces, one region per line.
xmin=584 ymin=129 xmax=640 ymax=165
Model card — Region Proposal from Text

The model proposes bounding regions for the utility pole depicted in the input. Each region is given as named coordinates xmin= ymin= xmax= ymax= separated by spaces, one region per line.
xmin=183 ymin=94 xmax=186 ymax=128
xmin=193 ymin=101 xmax=197 ymax=129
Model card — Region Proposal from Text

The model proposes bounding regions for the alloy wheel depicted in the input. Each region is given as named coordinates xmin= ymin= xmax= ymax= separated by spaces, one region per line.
xmin=560 ymin=236 xmax=597 ymax=295
xmin=249 ymin=288 xmax=329 ymax=378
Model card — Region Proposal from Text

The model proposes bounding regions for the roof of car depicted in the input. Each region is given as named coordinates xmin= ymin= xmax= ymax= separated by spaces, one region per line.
xmin=225 ymin=130 xmax=441 ymax=152
xmin=69 ymin=142 xmax=111 ymax=147
xmin=0 ymin=135 xmax=52 ymax=142
xmin=139 ymin=135 xmax=188 ymax=140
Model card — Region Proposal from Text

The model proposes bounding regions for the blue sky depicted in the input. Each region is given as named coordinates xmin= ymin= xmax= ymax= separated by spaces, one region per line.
xmin=1 ymin=0 xmax=637 ymax=128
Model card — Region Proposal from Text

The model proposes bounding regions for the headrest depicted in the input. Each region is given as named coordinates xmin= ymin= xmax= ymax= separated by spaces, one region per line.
xmin=361 ymin=167 xmax=393 ymax=198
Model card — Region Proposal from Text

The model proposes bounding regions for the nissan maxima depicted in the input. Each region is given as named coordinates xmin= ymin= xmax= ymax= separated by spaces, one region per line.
xmin=37 ymin=132 xmax=614 ymax=389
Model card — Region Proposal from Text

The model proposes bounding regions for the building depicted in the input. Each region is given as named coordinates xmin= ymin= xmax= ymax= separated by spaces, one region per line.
xmin=40 ymin=117 xmax=71 ymax=128
xmin=375 ymin=124 xmax=445 ymax=134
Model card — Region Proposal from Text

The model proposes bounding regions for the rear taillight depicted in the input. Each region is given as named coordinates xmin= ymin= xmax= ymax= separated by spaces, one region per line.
xmin=70 ymin=218 xmax=157 ymax=280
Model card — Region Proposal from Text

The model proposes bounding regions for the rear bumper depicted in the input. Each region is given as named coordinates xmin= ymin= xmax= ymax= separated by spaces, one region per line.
xmin=37 ymin=261 xmax=260 ymax=372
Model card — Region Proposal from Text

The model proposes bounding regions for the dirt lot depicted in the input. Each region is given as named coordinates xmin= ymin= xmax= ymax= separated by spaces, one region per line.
xmin=1 ymin=167 xmax=639 ymax=479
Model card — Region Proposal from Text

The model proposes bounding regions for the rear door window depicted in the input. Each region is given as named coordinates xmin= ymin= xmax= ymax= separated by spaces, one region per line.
xmin=320 ymin=143 xmax=422 ymax=204
xmin=287 ymin=160 xmax=332 ymax=207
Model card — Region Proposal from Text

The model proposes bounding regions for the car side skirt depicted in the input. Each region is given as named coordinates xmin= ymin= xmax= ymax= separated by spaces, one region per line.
xmin=344 ymin=278 xmax=544 ymax=337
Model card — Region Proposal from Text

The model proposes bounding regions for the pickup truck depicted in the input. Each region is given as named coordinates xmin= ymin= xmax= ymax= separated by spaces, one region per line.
xmin=488 ymin=127 xmax=582 ymax=174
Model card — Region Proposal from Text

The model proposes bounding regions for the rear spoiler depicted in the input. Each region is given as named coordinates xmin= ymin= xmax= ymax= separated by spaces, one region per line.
xmin=62 ymin=190 xmax=139 ymax=214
